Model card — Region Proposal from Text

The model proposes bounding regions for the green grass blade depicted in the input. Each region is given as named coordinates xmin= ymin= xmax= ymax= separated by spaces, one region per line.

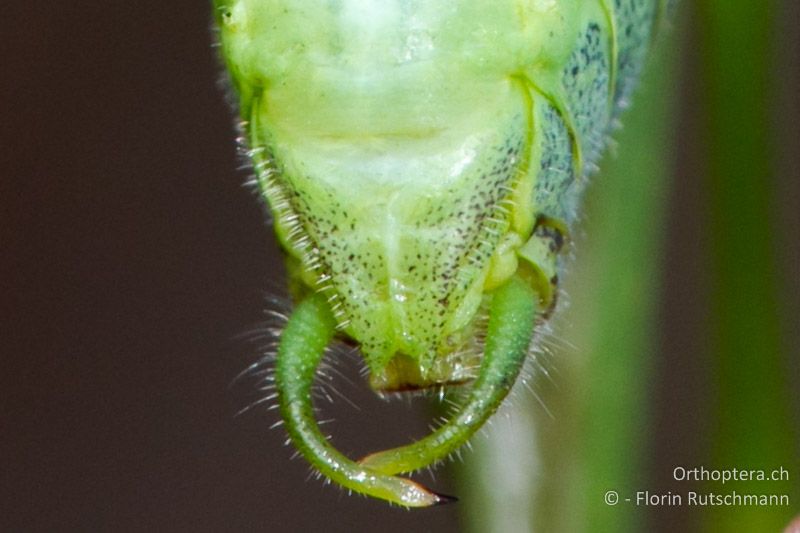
xmin=696 ymin=1 xmax=798 ymax=530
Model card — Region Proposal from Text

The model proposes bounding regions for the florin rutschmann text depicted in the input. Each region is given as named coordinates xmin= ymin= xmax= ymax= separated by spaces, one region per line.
xmin=603 ymin=466 xmax=791 ymax=508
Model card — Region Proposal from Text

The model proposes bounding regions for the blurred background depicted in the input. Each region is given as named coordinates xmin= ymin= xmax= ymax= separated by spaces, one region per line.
xmin=1 ymin=2 xmax=797 ymax=532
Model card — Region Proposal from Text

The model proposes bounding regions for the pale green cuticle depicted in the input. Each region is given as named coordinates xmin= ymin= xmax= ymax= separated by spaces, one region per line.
xmin=215 ymin=0 xmax=662 ymax=505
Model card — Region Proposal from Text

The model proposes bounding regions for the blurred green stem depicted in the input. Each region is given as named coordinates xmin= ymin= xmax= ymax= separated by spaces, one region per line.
xmin=697 ymin=1 xmax=798 ymax=530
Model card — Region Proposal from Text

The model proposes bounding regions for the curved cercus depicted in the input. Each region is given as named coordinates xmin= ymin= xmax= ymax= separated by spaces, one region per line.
xmin=276 ymin=276 xmax=537 ymax=501
xmin=275 ymin=293 xmax=453 ymax=507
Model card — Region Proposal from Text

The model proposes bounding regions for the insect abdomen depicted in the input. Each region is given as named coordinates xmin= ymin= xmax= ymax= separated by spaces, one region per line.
xmin=216 ymin=0 xmax=665 ymax=382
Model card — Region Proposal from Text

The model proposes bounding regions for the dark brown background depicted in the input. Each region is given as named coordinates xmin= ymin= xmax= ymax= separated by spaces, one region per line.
xmin=2 ymin=3 xmax=797 ymax=532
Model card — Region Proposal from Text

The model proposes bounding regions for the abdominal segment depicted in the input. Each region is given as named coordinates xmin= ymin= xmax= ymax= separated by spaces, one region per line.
xmin=254 ymin=85 xmax=530 ymax=379
xmin=227 ymin=0 xmax=660 ymax=389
